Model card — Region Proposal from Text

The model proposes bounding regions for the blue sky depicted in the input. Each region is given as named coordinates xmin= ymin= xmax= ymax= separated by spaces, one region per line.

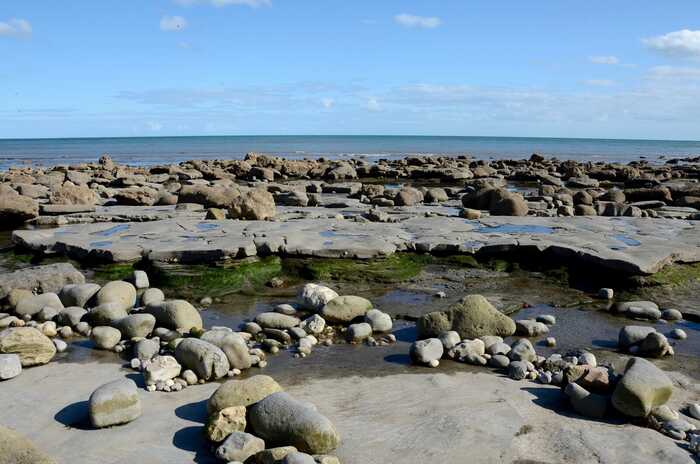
xmin=1 ymin=0 xmax=700 ymax=139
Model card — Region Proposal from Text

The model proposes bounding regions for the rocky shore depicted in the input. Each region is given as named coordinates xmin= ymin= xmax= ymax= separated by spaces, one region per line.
xmin=1 ymin=153 xmax=699 ymax=463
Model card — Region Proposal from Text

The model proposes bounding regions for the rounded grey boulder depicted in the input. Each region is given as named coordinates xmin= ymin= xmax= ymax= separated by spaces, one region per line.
xmin=59 ymin=283 xmax=100 ymax=308
xmin=91 ymin=326 xmax=122 ymax=350
xmin=144 ymin=300 xmax=203 ymax=332
xmin=96 ymin=281 xmax=137 ymax=312
xmin=15 ymin=293 xmax=63 ymax=317
xmin=89 ymin=378 xmax=141 ymax=428
xmin=200 ymin=329 xmax=252 ymax=370
xmin=174 ymin=338 xmax=230 ymax=381
xmin=249 ymin=391 xmax=340 ymax=454
xmin=114 ymin=313 xmax=156 ymax=339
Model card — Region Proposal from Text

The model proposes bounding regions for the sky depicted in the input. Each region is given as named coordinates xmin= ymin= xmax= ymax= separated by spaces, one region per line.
xmin=1 ymin=0 xmax=700 ymax=140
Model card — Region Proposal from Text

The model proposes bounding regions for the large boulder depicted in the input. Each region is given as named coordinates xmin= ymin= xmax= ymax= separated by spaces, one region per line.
xmin=49 ymin=183 xmax=97 ymax=206
xmin=0 ymin=353 xmax=22 ymax=380
xmin=114 ymin=313 xmax=156 ymax=339
xmin=320 ymin=296 xmax=372 ymax=324
xmin=143 ymin=355 xmax=182 ymax=385
xmin=0 ymin=425 xmax=56 ymax=464
xmin=112 ymin=186 xmax=160 ymax=206
xmin=416 ymin=295 xmax=516 ymax=339
xmin=394 ymin=187 xmax=423 ymax=206
xmin=59 ymin=283 xmax=100 ymax=308
xmin=249 ymin=392 xmax=340 ymax=454
xmin=255 ymin=312 xmax=301 ymax=330
xmin=0 ymin=327 xmax=56 ymax=366
xmin=215 ymin=431 xmax=265 ymax=462
xmin=91 ymin=326 xmax=122 ymax=350
xmin=86 ymin=303 xmax=129 ymax=326
xmin=88 ymin=378 xmax=142 ymax=428
xmin=618 ymin=326 xmax=657 ymax=349
xmin=229 ymin=188 xmax=276 ymax=220
xmin=15 ymin=293 xmax=63 ymax=317
xmin=95 ymin=281 xmax=137 ymax=312
xmin=462 ymin=187 xmax=528 ymax=216
xmin=205 ymin=406 xmax=247 ymax=442
xmin=0 ymin=186 xmax=38 ymax=224
xmin=409 ymin=338 xmax=444 ymax=364
xmin=174 ymin=338 xmax=230 ymax=381
xmin=144 ymin=300 xmax=203 ymax=332
xmin=611 ymin=357 xmax=673 ymax=417
xmin=56 ymin=307 xmax=88 ymax=327
xmin=208 ymin=375 xmax=283 ymax=414
xmin=297 ymin=284 xmax=339 ymax=312
xmin=178 ymin=185 xmax=241 ymax=208
xmin=200 ymin=330 xmax=252 ymax=370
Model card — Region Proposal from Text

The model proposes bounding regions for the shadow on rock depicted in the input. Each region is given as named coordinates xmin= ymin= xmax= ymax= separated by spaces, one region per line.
xmin=172 ymin=426 xmax=218 ymax=463
xmin=521 ymin=386 xmax=627 ymax=425
xmin=125 ymin=372 xmax=146 ymax=389
xmin=175 ymin=399 xmax=209 ymax=424
xmin=591 ymin=338 xmax=618 ymax=350
xmin=54 ymin=400 xmax=93 ymax=430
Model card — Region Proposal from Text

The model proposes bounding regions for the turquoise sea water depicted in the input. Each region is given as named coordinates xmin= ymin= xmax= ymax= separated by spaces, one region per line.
xmin=1 ymin=135 xmax=699 ymax=170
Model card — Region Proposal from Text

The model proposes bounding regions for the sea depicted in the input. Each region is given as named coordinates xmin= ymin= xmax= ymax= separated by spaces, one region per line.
xmin=1 ymin=135 xmax=700 ymax=171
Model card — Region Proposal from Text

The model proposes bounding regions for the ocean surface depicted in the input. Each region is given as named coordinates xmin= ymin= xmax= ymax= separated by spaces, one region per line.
xmin=1 ymin=135 xmax=700 ymax=170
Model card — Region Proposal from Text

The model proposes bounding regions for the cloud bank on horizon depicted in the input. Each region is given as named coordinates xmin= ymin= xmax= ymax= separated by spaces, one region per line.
xmin=1 ymin=0 xmax=700 ymax=140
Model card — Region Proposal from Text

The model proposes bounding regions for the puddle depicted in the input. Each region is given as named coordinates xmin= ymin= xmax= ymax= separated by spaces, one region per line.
xmin=91 ymin=224 xmax=130 ymax=237
xmin=473 ymin=223 xmax=555 ymax=235
xmin=613 ymin=234 xmax=641 ymax=247
xmin=89 ymin=241 xmax=112 ymax=248
xmin=196 ymin=222 xmax=220 ymax=232
xmin=320 ymin=230 xmax=336 ymax=238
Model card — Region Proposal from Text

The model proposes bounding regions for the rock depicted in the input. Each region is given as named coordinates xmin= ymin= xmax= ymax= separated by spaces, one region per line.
xmin=208 ymin=375 xmax=283 ymax=414
xmin=615 ymin=301 xmax=661 ymax=320
xmin=87 ymin=303 xmax=128 ymax=326
xmin=450 ymin=339 xmax=487 ymax=365
xmin=661 ymin=309 xmax=683 ymax=321
xmin=486 ymin=341 xmax=511 ymax=356
xmin=394 ymin=187 xmax=424 ymax=206
xmin=113 ymin=186 xmax=160 ymax=206
xmin=320 ymin=295 xmax=372 ymax=324
xmin=215 ymin=431 xmax=265 ymax=462
xmin=206 ymin=405 xmax=247 ymax=442
xmin=36 ymin=306 xmax=59 ymax=322
xmin=178 ymin=185 xmax=241 ymax=208
xmin=15 ymin=293 xmax=63 ymax=317
xmin=283 ymin=451 xmax=316 ymax=464
xmin=438 ymin=331 xmax=461 ymax=351
xmin=49 ymin=183 xmax=97 ymax=205
xmin=364 ymin=309 xmax=392 ymax=332
xmin=565 ymin=383 xmax=608 ymax=418
xmin=508 ymin=339 xmax=536 ymax=362
xmin=200 ymin=330 xmax=252 ymax=370
xmin=618 ymin=326 xmax=657 ymax=349
xmin=7 ymin=288 xmax=32 ymax=310
xmin=638 ymin=332 xmax=673 ymax=358
xmin=256 ymin=312 xmax=301 ymax=330
xmin=0 ymin=263 xmax=85 ymax=300
xmin=651 ymin=405 xmax=679 ymax=422
xmin=346 ymin=323 xmax=372 ymax=342
xmin=89 ymin=378 xmax=141 ymax=428
xmin=508 ymin=361 xmax=528 ymax=380
xmin=52 ymin=339 xmax=67 ymax=353
xmin=489 ymin=354 xmax=510 ymax=368
xmin=131 ymin=270 xmax=149 ymax=289
xmin=424 ymin=188 xmax=449 ymax=204
xmin=417 ymin=295 xmax=515 ymax=339
xmin=670 ymin=328 xmax=687 ymax=340
xmin=0 ymin=189 xmax=38 ymax=223
xmin=535 ymin=314 xmax=556 ymax=325
xmin=297 ymin=284 xmax=339 ymax=312
xmin=91 ymin=326 xmax=122 ymax=350
xmin=545 ymin=337 xmax=556 ymax=347
xmin=0 ymin=327 xmax=56 ymax=366
xmin=182 ymin=369 xmax=197 ymax=385
xmin=515 ymin=319 xmax=550 ymax=337
xmin=144 ymin=355 xmax=182 ymax=385
xmin=300 ymin=314 xmax=326 ymax=335
xmin=114 ymin=313 xmax=156 ymax=339
xmin=611 ymin=357 xmax=673 ymax=417
xmin=689 ymin=403 xmax=700 ymax=420
xmin=255 ymin=446 xmax=298 ymax=463
xmin=141 ymin=288 xmax=165 ymax=306
xmin=144 ymin=300 xmax=203 ymax=332
xmin=56 ymin=307 xmax=88 ymax=327
xmin=134 ymin=338 xmax=159 ymax=361
xmin=174 ymin=338 xmax=230 ymax=381
xmin=598 ymin=288 xmax=614 ymax=299
xmin=409 ymin=338 xmax=444 ymax=364
xmin=0 ymin=353 xmax=22 ymax=380
xmin=0 ymin=425 xmax=56 ymax=464
xmin=229 ymin=188 xmax=276 ymax=220
xmin=249 ymin=391 xmax=340 ymax=454
xmin=96 ymin=281 xmax=137 ymax=312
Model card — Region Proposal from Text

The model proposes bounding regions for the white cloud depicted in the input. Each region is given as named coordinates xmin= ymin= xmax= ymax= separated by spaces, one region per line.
xmin=394 ymin=13 xmax=441 ymax=29
xmin=147 ymin=121 xmax=163 ymax=132
xmin=647 ymin=65 xmax=700 ymax=80
xmin=321 ymin=98 xmax=334 ymax=109
xmin=589 ymin=55 xmax=619 ymax=65
xmin=175 ymin=0 xmax=270 ymax=7
xmin=160 ymin=15 xmax=187 ymax=32
xmin=583 ymin=79 xmax=616 ymax=87
xmin=0 ymin=18 xmax=32 ymax=38
xmin=643 ymin=29 xmax=700 ymax=58
xmin=366 ymin=98 xmax=381 ymax=112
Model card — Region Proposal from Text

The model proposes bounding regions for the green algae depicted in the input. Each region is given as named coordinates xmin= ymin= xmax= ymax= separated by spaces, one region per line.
xmin=284 ymin=254 xmax=433 ymax=283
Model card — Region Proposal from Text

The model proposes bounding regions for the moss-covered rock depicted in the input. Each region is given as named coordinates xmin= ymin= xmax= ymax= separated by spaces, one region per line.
xmin=416 ymin=295 xmax=516 ymax=340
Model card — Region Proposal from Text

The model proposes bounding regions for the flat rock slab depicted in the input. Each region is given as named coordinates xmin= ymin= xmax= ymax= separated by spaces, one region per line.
xmin=12 ymin=216 xmax=700 ymax=274
xmin=0 ymin=359 xmax=694 ymax=464
xmin=0 ymin=263 xmax=85 ymax=299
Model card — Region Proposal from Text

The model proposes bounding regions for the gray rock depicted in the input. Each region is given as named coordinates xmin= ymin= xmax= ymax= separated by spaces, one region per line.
xmin=486 ymin=341 xmax=511 ymax=356
xmin=618 ymin=325 xmax=657 ymax=349
xmin=0 ymin=353 xmax=22 ymax=380
xmin=438 ymin=331 xmax=461 ymax=351
xmin=508 ymin=361 xmax=528 ymax=380
xmin=89 ymin=378 xmax=141 ymax=428
xmin=208 ymin=375 xmax=283 ymax=414
xmin=56 ymin=307 xmax=87 ymax=327
xmin=320 ymin=295 xmax=372 ymax=324
xmin=87 ymin=303 xmax=128 ymax=326
xmin=346 ymin=322 xmax=372 ymax=342
xmin=36 ymin=306 xmax=59 ymax=322
xmin=15 ymin=293 xmax=63 ymax=317
xmin=661 ymin=309 xmax=683 ymax=321
xmin=144 ymin=300 xmax=203 ymax=332
xmin=688 ymin=403 xmax=700 ymax=420
xmin=200 ymin=330 xmax=252 ymax=370
xmin=96 ymin=281 xmax=137 ymax=312
xmin=249 ymin=391 xmax=340 ymax=454
xmin=364 ymin=309 xmax=392 ymax=332
xmin=565 ymin=382 xmax=608 ymax=418
xmin=215 ymin=431 xmax=265 ymax=462
xmin=450 ymin=339 xmax=486 ymax=365
xmin=508 ymin=339 xmax=536 ymax=362
xmin=409 ymin=338 xmax=444 ymax=364
xmin=174 ymin=338 xmax=230 ymax=380
xmin=611 ymin=357 xmax=673 ymax=417
xmin=132 ymin=270 xmax=149 ymax=289
xmin=488 ymin=354 xmax=510 ymax=368
xmin=0 ymin=327 xmax=56 ymax=366
xmin=143 ymin=355 xmax=181 ymax=385
xmin=59 ymin=283 xmax=100 ymax=308
xmin=275 ymin=304 xmax=297 ymax=315
xmin=114 ymin=313 xmax=156 ymax=339
xmin=299 ymin=314 xmax=326 ymax=335
xmin=91 ymin=326 xmax=122 ymax=350
xmin=283 ymin=451 xmax=316 ymax=464
xmin=670 ymin=328 xmax=687 ymax=340
xmin=417 ymin=295 xmax=515 ymax=340
xmin=638 ymin=332 xmax=673 ymax=358
xmin=255 ymin=312 xmax=301 ymax=330
xmin=141 ymin=288 xmax=165 ymax=306
xmin=52 ymin=339 xmax=67 ymax=352
xmin=133 ymin=338 xmax=159 ymax=362
xmin=0 ymin=263 xmax=85 ymax=300
xmin=515 ymin=319 xmax=550 ymax=337
xmin=615 ymin=301 xmax=661 ymax=320
xmin=297 ymin=284 xmax=339 ymax=311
